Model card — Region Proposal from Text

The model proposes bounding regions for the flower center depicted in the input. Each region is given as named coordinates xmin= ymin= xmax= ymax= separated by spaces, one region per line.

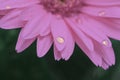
xmin=40 ymin=0 xmax=82 ymax=17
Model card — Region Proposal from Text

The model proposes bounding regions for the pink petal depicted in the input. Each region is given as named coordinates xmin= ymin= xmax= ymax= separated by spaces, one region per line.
xmin=0 ymin=9 xmax=24 ymax=29
xmin=61 ymin=33 xmax=75 ymax=60
xmin=16 ymin=30 xmax=35 ymax=53
xmin=22 ymin=17 xmax=42 ymax=38
xmin=94 ymin=18 xmax=120 ymax=40
xmin=72 ymin=15 xmax=115 ymax=69
xmin=83 ymin=0 xmax=120 ymax=5
xmin=81 ymin=6 xmax=120 ymax=18
xmin=65 ymin=18 xmax=94 ymax=51
xmin=95 ymin=41 xmax=115 ymax=65
xmin=101 ymin=62 xmax=109 ymax=70
xmin=75 ymin=34 xmax=102 ymax=66
xmin=0 ymin=0 xmax=40 ymax=10
xmin=26 ymin=14 xmax=51 ymax=38
xmin=21 ymin=6 xmax=49 ymax=39
xmin=51 ymin=17 xmax=75 ymax=60
xmin=54 ymin=46 xmax=62 ymax=61
xmin=20 ymin=5 xmax=46 ymax=21
xmin=0 ymin=9 xmax=22 ymax=20
xmin=0 ymin=17 xmax=24 ymax=29
xmin=74 ymin=14 xmax=111 ymax=47
xmin=37 ymin=35 xmax=53 ymax=57
xmin=93 ymin=40 xmax=115 ymax=68
xmin=51 ymin=16 xmax=68 ymax=51
xmin=102 ymin=47 xmax=115 ymax=66
xmin=39 ymin=14 xmax=51 ymax=36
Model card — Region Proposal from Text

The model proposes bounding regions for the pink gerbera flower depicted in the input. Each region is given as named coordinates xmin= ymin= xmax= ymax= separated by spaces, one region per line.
xmin=0 ymin=0 xmax=120 ymax=69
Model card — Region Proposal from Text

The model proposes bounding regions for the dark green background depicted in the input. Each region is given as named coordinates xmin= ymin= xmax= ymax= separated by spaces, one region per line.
xmin=0 ymin=29 xmax=120 ymax=80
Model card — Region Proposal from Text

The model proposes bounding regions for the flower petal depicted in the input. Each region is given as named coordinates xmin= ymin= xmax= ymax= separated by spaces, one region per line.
xmin=37 ymin=35 xmax=53 ymax=57
xmin=81 ymin=6 xmax=120 ymax=18
xmin=94 ymin=18 xmax=120 ymax=40
xmin=16 ymin=30 xmax=35 ymax=53
xmin=0 ymin=9 xmax=24 ymax=29
xmin=61 ymin=33 xmax=74 ymax=60
xmin=54 ymin=20 xmax=75 ymax=60
xmin=0 ymin=0 xmax=40 ymax=10
xmin=21 ymin=17 xmax=42 ymax=38
xmin=65 ymin=18 xmax=94 ymax=51
xmin=23 ymin=14 xmax=51 ymax=39
xmin=74 ymin=15 xmax=111 ymax=47
xmin=20 ymin=5 xmax=45 ymax=21
xmin=101 ymin=62 xmax=109 ymax=70
xmin=0 ymin=17 xmax=24 ymax=29
xmin=93 ymin=39 xmax=115 ymax=68
xmin=75 ymin=34 xmax=102 ymax=66
xmin=54 ymin=46 xmax=62 ymax=61
xmin=51 ymin=16 xmax=68 ymax=51
xmin=83 ymin=0 xmax=120 ymax=6
xmin=21 ymin=6 xmax=49 ymax=39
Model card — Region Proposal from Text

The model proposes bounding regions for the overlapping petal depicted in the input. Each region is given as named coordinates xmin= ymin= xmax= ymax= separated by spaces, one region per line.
xmin=65 ymin=18 xmax=94 ymax=51
xmin=65 ymin=17 xmax=102 ymax=66
xmin=21 ymin=5 xmax=51 ymax=39
xmin=37 ymin=35 xmax=53 ymax=57
xmin=94 ymin=18 xmax=120 ymax=40
xmin=70 ymin=15 xmax=111 ymax=47
xmin=83 ymin=0 xmax=120 ymax=5
xmin=16 ymin=30 xmax=35 ymax=53
xmin=81 ymin=6 xmax=120 ymax=18
xmin=51 ymin=17 xmax=67 ymax=51
xmin=51 ymin=17 xmax=74 ymax=60
xmin=93 ymin=39 xmax=115 ymax=69
xmin=74 ymin=34 xmax=102 ymax=66
xmin=0 ymin=0 xmax=40 ymax=10
xmin=65 ymin=15 xmax=116 ymax=68
xmin=0 ymin=9 xmax=24 ymax=29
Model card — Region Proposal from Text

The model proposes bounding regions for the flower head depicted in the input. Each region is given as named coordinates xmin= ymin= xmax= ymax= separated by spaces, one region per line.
xmin=0 ymin=0 xmax=120 ymax=69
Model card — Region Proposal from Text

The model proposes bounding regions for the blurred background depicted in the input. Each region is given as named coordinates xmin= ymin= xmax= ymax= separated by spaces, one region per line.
xmin=0 ymin=29 xmax=120 ymax=80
